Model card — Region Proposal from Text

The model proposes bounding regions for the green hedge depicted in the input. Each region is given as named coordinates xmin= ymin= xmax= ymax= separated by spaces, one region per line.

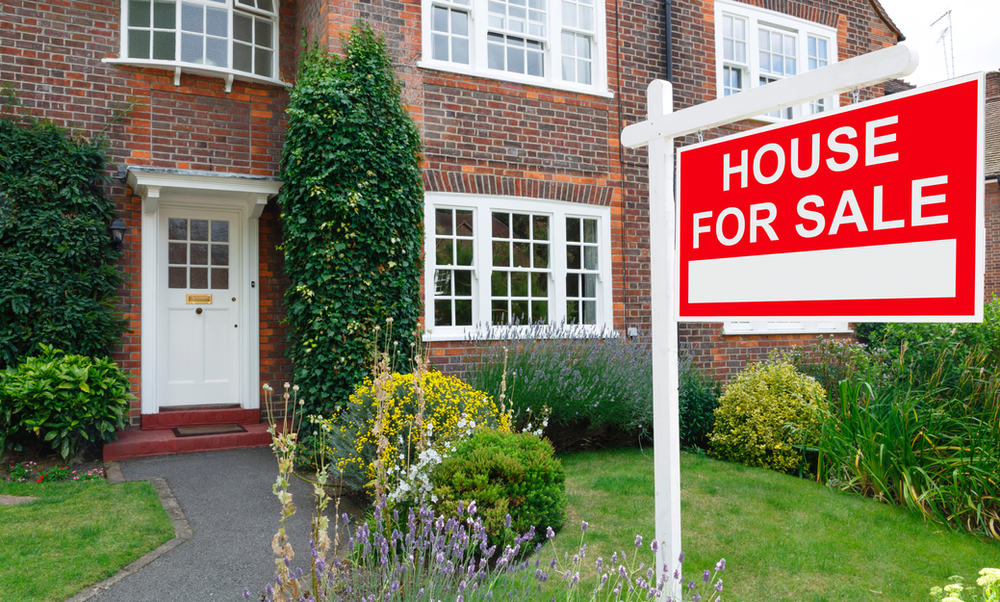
xmin=280 ymin=26 xmax=424 ymax=414
xmin=0 ymin=96 xmax=126 ymax=369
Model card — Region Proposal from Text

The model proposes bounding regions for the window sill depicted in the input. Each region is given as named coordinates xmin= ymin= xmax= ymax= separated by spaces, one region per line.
xmin=423 ymin=323 xmax=620 ymax=343
xmin=103 ymin=58 xmax=289 ymax=93
xmin=722 ymin=324 xmax=853 ymax=336
xmin=417 ymin=60 xmax=615 ymax=99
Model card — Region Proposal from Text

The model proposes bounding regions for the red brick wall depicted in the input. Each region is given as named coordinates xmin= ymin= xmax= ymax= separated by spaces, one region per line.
xmin=986 ymin=180 xmax=1000 ymax=300
xmin=0 ymin=0 xmax=298 ymax=424
xmin=320 ymin=0 xmax=666 ymax=371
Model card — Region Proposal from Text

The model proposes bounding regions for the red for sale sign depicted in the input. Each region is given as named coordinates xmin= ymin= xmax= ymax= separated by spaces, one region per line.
xmin=677 ymin=74 xmax=985 ymax=322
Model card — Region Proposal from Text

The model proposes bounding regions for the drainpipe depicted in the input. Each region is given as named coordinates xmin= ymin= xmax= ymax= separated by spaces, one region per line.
xmin=665 ymin=0 xmax=673 ymax=83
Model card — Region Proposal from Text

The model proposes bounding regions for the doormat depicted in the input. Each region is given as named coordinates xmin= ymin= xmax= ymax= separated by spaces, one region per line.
xmin=172 ymin=424 xmax=247 ymax=437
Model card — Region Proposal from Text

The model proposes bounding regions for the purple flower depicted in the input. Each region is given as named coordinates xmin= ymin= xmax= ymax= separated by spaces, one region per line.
xmin=242 ymin=588 xmax=251 ymax=600
xmin=634 ymin=534 xmax=643 ymax=548
xmin=546 ymin=526 xmax=555 ymax=539
xmin=650 ymin=540 xmax=659 ymax=553
xmin=715 ymin=579 xmax=723 ymax=592
xmin=678 ymin=551 xmax=685 ymax=563
xmin=716 ymin=558 xmax=726 ymax=571
xmin=581 ymin=521 xmax=589 ymax=532
xmin=703 ymin=569 xmax=711 ymax=582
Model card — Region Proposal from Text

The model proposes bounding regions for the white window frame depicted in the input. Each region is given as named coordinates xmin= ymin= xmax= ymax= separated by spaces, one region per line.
xmin=104 ymin=0 xmax=285 ymax=93
xmin=423 ymin=192 xmax=613 ymax=341
xmin=723 ymin=321 xmax=852 ymax=336
xmin=714 ymin=0 xmax=837 ymax=122
xmin=418 ymin=0 xmax=612 ymax=98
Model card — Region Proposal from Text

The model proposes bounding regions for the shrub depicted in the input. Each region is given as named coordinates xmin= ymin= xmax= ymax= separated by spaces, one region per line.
xmin=430 ymin=428 xmax=566 ymax=547
xmin=281 ymin=26 xmax=424 ymax=416
xmin=463 ymin=323 xmax=653 ymax=450
xmin=881 ymin=296 xmax=1000 ymax=389
xmin=0 ymin=90 xmax=127 ymax=369
xmin=785 ymin=337 xmax=892 ymax=407
xmin=678 ymin=356 xmax=720 ymax=449
xmin=0 ymin=344 xmax=131 ymax=458
xmin=709 ymin=361 xmax=827 ymax=474
xmin=327 ymin=368 xmax=508 ymax=497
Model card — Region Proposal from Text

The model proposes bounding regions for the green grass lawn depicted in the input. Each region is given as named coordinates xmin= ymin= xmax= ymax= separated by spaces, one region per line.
xmin=547 ymin=448 xmax=999 ymax=602
xmin=0 ymin=479 xmax=174 ymax=602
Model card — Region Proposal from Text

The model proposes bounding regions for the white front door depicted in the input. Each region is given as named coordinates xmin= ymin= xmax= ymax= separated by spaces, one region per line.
xmin=157 ymin=208 xmax=241 ymax=407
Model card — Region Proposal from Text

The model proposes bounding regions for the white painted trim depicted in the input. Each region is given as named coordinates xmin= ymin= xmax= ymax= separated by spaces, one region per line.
xmin=131 ymin=169 xmax=281 ymax=414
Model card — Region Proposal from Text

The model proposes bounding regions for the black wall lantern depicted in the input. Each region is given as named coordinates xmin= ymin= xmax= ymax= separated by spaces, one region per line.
xmin=110 ymin=217 xmax=127 ymax=252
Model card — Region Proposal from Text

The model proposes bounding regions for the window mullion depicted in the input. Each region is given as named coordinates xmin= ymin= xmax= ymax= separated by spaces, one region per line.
xmin=476 ymin=206 xmax=490 ymax=327
xmin=551 ymin=209 xmax=567 ymax=325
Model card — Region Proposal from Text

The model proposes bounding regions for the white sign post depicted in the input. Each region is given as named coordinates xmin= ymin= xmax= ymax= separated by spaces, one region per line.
xmin=623 ymin=45 xmax=922 ymax=585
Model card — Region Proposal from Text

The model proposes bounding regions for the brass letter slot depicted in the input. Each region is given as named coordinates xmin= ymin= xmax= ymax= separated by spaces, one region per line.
xmin=186 ymin=294 xmax=213 ymax=305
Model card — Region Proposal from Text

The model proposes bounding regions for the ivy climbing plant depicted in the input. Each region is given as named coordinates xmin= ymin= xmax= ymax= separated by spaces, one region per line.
xmin=281 ymin=26 xmax=424 ymax=415
xmin=0 ymin=89 xmax=127 ymax=369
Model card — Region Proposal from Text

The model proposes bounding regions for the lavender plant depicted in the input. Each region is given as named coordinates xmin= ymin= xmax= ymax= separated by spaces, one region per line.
xmin=256 ymin=493 xmax=727 ymax=602
xmin=463 ymin=323 xmax=653 ymax=449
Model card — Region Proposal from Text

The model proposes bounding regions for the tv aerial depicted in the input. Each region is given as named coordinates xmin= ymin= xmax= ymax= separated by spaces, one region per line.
xmin=931 ymin=10 xmax=955 ymax=79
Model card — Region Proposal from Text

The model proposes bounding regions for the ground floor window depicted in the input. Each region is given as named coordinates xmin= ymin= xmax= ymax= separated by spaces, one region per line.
xmin=424 ymin=193 xmax=612 ymax=340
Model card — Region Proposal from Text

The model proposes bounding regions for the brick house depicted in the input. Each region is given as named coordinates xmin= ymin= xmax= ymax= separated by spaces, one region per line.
xmin=0 ymin=0 xmax=911 ymax=455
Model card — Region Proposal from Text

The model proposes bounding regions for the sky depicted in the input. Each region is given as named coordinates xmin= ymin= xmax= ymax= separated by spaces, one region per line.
xmin=875 ymin=0 xmax=1000 ymax=86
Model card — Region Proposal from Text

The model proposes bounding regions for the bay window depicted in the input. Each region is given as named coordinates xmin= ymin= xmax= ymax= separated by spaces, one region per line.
xmin=108 ymin=0 xmax=281 ymax=91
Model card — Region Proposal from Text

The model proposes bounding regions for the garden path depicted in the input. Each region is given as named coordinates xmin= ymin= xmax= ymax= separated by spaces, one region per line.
xmin=86 ymin=447 xmax=356 ymax=602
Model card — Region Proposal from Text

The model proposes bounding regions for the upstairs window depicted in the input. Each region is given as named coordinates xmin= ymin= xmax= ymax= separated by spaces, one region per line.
xmin=715 ymin=0 xmax=837 ymax=120
xmin=114 ymin=0 xmax=280 ymax=90
xmin=420 ymin=0 xmax=609 ymax=96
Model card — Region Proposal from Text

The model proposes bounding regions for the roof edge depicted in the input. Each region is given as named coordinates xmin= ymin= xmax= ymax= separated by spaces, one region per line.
xmin=868 ymin=0 xmax=905 ymax=42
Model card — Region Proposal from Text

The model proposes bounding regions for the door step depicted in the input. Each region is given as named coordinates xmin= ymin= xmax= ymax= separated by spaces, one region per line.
xmin=102 ymin=422 xmax=282 ymax=461
xmin=141 ymin=407 xmax=261 ymax=431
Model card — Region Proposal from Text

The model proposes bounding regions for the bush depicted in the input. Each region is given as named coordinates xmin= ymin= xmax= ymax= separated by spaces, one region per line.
xmin=785 ymin=337 xmax=892 ymax=407
xmin=678 ymin=356 xmax=720 ymax=449
xmin=881 ymin=296 xmax=1000 ymax=389
xmin=328 ymin=369 xmax=508 ymax=497
xmin=0 ymin=344 xmax=130 ymax=458
xmin=281 ymin=26 xmax=424 ymax=416
xmin=430 ymin=429 xmax=566 ymax=547
xmin=463 ymin=323 xmax=652 ymax=450
xmin=0 ymin=92 xmax=127 ymax=369
xmin=709 ymin=361 xmax=827 ymax=474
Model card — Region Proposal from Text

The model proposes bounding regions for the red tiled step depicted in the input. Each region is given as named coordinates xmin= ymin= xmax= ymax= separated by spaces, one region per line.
xmin=141 ymin=407 xmax=261 ymax=431
xmin=103 ymin=422 xmax=284 ymax=461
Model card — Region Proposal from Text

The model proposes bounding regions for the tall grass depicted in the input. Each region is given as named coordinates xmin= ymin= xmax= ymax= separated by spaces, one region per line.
xmin=812 ymin=345 xmax=1000 ymax=539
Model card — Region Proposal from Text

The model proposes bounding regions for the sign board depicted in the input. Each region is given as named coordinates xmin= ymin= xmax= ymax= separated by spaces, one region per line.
xmin=677 ymin=74 xmax=985 ymax=322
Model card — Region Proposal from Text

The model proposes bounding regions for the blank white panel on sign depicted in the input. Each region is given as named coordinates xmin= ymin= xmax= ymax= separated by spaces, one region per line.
xmin=688 ymin=239 xmax=956 ymax=303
